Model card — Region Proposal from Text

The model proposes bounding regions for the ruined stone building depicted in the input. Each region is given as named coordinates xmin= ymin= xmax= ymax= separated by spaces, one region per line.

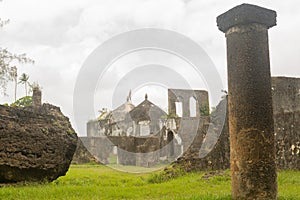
xmin=75 ymin=76 xmax=300 ymax=169
xmin=80 ymin=89 xmax=210 ymax=167
xmin=87 ymin=93 xmax=167 ymax=137
xmin=87 ymin=95 xmax=135 ymax=137
xmin=168 ymin=89 xmax=209 ymax=118
xmin=128 ymin=94 xmax=166 ymax=136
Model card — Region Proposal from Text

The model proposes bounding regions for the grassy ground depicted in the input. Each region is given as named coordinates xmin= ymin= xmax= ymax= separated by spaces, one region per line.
xmin=0 ymin=164 xmax=299 ymax=200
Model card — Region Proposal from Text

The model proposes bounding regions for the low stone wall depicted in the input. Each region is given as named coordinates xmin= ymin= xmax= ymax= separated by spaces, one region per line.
xmin=78 ymin=103 xmax=300 ymax=171
xmin=173 ymin=97 xmax=230 ymax=171
xmin=79 ymin=135 xmax=162 ymax=167
xmin=174 ymin=96 xmax=300 ymax=171
xmin=72 ymin=139 xmax=98 ymax=164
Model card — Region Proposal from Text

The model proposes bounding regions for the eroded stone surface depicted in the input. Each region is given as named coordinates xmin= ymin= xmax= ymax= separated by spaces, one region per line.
xmin=0 ymin=104 xmax=78 ymax=183
xmin=173 ymin=78 xmax=300 ymax=171
xmin=217 ymin=3 xmax=276 ymax=33
xmin=71 ymin=139 xmax=98 ymax=164
xmin=218 ymin=4 xmax=277 ymax=199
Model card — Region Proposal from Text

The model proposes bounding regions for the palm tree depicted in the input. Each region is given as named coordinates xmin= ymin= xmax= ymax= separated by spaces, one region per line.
xmin=19 ymin=73 xmax=29 ymax=96
xmin=9 ymin=66 xmax=18 ymax=101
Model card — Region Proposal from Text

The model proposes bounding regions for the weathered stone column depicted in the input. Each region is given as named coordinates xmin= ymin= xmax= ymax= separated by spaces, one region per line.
xmin=32 ymin=87 xmax=42 ymax=107
xmin=182 ymin=99 xmax=190 ymax=117
xmin=217 ymin=4 xmax=277 ymax=199
xmin=168 ymin=89 xmax=177 ymax=116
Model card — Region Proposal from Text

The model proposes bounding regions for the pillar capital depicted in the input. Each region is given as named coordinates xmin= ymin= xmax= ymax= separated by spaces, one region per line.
xmin=217 ymin=3 xmax=277 ymax=33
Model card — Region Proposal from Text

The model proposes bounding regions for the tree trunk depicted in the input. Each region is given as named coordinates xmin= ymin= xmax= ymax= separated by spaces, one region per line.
xmin=14 ymin=80 xmax=17 ymax=102
xmin=25 ymin=82 xmax=27 ymax=96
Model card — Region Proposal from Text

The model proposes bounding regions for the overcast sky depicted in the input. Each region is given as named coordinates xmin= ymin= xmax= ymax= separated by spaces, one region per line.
xmin=1 ymin=0 xmax=299 ymax=135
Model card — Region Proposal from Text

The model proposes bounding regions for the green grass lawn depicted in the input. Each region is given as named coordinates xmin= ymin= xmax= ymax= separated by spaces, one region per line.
xmin=0 ymin=164 xmax=299 ymax=200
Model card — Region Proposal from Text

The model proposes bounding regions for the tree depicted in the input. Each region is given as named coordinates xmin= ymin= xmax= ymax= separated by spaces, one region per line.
xmin=9 ymin=66 xmax=17 ymax=101
xmin=0 ymin=48 xmax=33 ymax=96
xmin=18 ymin=73 xmax=30 ymax=96
xmin=10 ymin=96 xmax=32 ymax=107
xmin=0 ymin=16 xmax=34 ymax=96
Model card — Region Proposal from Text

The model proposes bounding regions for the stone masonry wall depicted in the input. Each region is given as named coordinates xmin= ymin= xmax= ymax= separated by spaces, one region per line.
xmin=175 ymin=77 xmax=300 ymax=171
xmin=79 ymin=135 xmax=162 ymax=167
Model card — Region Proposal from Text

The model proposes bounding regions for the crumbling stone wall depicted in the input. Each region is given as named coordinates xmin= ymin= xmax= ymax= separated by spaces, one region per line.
xmin=175 ymin=117 xmax=210 ymax=153
xmin=72 ymin=139 xmax=98 ymax=164
xmin=80 ymin=136 xmax=112 ymax=164
xmin=174 ymin=77 xmax=300 ymax=171
xmin=272 ymin=77 xmax=300 ymax=114
xmin=79 ymin=135 xmax=162 ymax=167
xmin=175 ymin=108 xmax=300 ymax=172
xmin=32 ymin=87 xmax=42 ymax=107
xmin=173 ymin=97 xmax=230 ymax=171
xmin=116 ymin=136 xmax=137 ymax=165
xmin=168 ymin=89 xmax=209 ymax=117
xmin=272 ymin=76 xmax=300 ymax=169
xmin=0 ymin=104 xmax=78 ymax=183
xmin=78 ymin=77 xmax=300 ymax=170
xmin=274 ymin=112 xmax=300 ymax=169
xmin=135 ymin=137 xmax=161 ymax=167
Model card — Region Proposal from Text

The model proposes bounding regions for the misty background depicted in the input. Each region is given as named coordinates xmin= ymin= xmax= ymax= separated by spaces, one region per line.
xmin=0 ymin=0 xmax=299 ymax=135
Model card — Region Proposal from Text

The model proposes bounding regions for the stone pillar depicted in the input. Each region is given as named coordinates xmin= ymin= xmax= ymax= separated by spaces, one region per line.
xmin=182 ymin=99 xmax=190 ymax=117
xmin=168 ymin=89 xmax=177 ymax=116
xmin=198 ymin=91 xmax=209 ymax=117
xmin=136 ymin=123 xmax=140 ymax=136
xmin=217 ymin=4 xmax=277 ymax=199
xmin=32 ymin=88 xmax=42 ymax=107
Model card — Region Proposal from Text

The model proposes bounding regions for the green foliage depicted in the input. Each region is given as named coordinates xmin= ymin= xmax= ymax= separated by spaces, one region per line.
xmin=18 ymin=73 xmax=30 ymax=96
xmin=0 ymin=165 xmax=299 ymax=200
xmin=148 ymin=165 xmax=185 ymax=183
xmin=19 ymin=73 xmax=29 ymax=84
xmin=199 ymin=102 xmax=210 ymax=116
xmin=161 ymin=113 xmax=179 ymax=119
xmin=10 ymin=96 xmax=32 ymax=107
xmin=19 ymin=73 xmax=29 ymax=83
xmin=66 ymin=129 xmax=75 ymax=135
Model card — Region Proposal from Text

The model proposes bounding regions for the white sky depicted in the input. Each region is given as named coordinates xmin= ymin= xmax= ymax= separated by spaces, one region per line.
xmin=1 ymin=0 xmax=300 ymax=135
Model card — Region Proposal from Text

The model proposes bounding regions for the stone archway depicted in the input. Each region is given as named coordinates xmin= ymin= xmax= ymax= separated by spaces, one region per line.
xmin=167 ymin=130 xmax=175 ymax=157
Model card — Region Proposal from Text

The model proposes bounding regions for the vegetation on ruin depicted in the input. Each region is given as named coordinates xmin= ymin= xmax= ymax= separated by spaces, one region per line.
xmin=199 ymin=103 xmax=210 ymax=116
xmin=161 ymin=113 xmax=179 ymax=119
xmin=0 ymin=164 xmax=299 ymax=200
xmin=9 ymin=96 xmax=32 ymax=107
